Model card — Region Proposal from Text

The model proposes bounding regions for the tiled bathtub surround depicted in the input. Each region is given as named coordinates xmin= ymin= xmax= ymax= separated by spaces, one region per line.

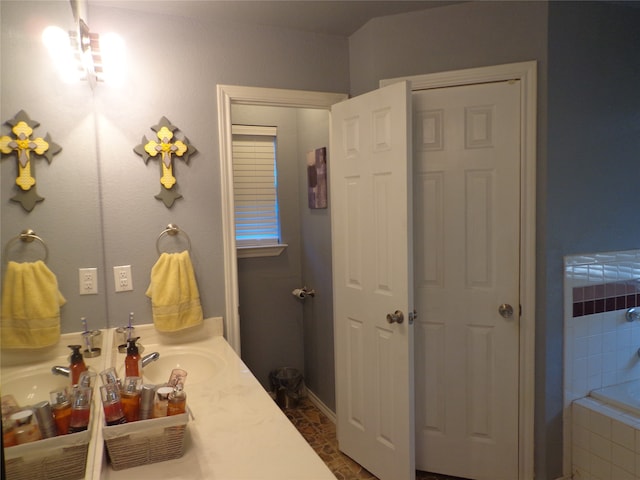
xmin=572 ymin=397 xmax=640 ymax=480
xmin=572 ymin=279 xmax=640 ymax=318
xmin=564 ymin=249 xmax=640 ymax=477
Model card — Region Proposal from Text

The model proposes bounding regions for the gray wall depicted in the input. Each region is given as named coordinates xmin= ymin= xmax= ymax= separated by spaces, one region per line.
xmin=297 ymin=109 xmax=334 ymax=410
xmin=350 ymin=1 xmax=640 ymax=479
xmin=4 ymin=1 xmax=639 ymax=477
xmin=0 ymin=1 xmax=107 ymax=330
xmin=546 ymin=1 xmax=640 ymax=477
xmin=231 ymin=105 xmax=334 ymax=408
xmin=0 ymin=1 xmax=349 ymax=334
xmin=232 ymin=105 xmax=305 ymax=391
xmin=349 ymin=0 xmax=552 ymax=474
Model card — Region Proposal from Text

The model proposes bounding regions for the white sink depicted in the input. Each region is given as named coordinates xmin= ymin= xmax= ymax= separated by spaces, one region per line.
xmin=1 ymin=364 xmax=71 ymax=406
xmin=115 ymin=346 xmax=226 ymax=385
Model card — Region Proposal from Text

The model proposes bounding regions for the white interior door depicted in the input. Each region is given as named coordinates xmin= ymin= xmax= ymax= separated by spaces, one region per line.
xmin=413 ymin=80 xmax=521 ymax=480
xmin=330 ymin=81 xmax=415 ymax=480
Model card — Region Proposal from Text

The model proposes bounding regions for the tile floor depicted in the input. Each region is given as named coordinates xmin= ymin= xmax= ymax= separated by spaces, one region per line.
xmin=283 ymin=396 xmax=469 ymax=480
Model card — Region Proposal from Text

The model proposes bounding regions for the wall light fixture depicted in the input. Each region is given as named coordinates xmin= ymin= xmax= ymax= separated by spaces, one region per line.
xmin=42 ymin=20 xmax=125 ymax=88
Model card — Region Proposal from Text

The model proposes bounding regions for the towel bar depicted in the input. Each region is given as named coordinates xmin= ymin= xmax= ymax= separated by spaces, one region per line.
xmin=3 ymin=229 xmax=49 ymax=262
xmin=156 ymin=223 xmax=192 ymax=255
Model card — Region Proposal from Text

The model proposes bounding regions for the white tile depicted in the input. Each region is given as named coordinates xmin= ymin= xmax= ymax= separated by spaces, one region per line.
xmin=602 ymin=352 xmax=617 ymax=374
xmin=612 ymin=443 xmax=636 ymax=474
xmin=588 ymin=374 xmax=603 ymax=392
xmin=575 ymin=336 xmax=589 ymax=358
xmin=574 ymin=377 xmax=590 ymax=399
xmin=591 ymin=432 xmax=612 ymax=461
xmin=591 ymin=410 xmax=612 ymax=439
xmin=574 ymin=423 xmax=590 ymax=450
xmin=602 ymin=372 xmax=617 ymax=388
xmin=589 ymin=336 xmax=604 ymax=356
xmin=574 ymin=317 xmax=591 ymax=338
xmin=589 ymin=354 xmax=604 ymax=376
xmin=591 ymin=452 xmax=612 ymax=479
xmin=612 ymin=419 xmax=637 ymax=450
xmin=573 ymin=444 xmax=590 ymax=470
xmin=618 ymin=330 xmax=633 ymax=349
xmin=588 ymin=264 xmax=605 ymax=282
xmin=575 ymin=403 xmax=592 ymax=428
xmin=573 ymin=467 xmax=591 ymax=480
xmin=590 ymin=316 xmax=605 ymax=336
xmin=635 ymin=430 xmax=640 ymax=454
xmin=602 ymin=313 xmax=619 ymax=333
xmin=602 ymin=331 xmax=617 ymax=353
xmin=575 ymin=356 xmax=589 ymax=380
xmin=612 ymin=464 xmax=635 ymax=480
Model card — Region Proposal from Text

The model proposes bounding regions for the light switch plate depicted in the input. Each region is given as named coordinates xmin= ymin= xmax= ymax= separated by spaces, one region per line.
xmin=79 ymin=267 xmax=98 ymax=295
xmin=113 ymin=265 xmax=133 ymax=292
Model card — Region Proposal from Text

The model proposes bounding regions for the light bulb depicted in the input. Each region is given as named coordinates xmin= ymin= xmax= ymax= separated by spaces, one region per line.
xmin=100 ymin=33 xmax=126 ymax=87
xmin=42 ymin=26 xmax=82 ymax=83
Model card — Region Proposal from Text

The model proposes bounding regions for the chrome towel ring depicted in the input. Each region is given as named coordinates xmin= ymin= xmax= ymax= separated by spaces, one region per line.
xmin=4 ymin=229 xmax=49 ymax=263
xmin=156 ymin=224 xmax=192 ymax=255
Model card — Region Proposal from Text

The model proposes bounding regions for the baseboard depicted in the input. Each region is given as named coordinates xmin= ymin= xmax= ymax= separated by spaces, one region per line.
xmin=306 ymin=389 xmax=336 ymax=424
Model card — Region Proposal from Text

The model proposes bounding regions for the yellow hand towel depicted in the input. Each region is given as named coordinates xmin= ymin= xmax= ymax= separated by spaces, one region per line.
xmin=1 ymin=260 xmax=66 ymax=348
xmin=145 ymin=250 xmax=203 ymax=332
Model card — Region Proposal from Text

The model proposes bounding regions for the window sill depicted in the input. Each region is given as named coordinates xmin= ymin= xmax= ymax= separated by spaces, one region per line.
xmin=237 ymin=244 xmax=288 ymax=259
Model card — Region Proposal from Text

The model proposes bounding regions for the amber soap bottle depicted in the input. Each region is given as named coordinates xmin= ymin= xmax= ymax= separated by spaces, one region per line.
xmin=125 ymin=337 xmax=142 ymax=378
xmin=68 ymin=345 xmax=87 ymax=385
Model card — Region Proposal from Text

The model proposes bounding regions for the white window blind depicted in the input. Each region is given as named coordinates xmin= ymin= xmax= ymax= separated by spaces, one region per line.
xmin=232 ymin=125 xmax=279 ymax=247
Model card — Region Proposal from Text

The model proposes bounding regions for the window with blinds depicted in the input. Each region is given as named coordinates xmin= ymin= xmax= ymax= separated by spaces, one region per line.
xmin=232 ymin=125 xmax=280 ymax=247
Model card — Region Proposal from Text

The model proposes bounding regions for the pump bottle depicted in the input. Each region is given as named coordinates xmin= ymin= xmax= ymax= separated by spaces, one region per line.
xmin=125 ymin=337 xmax=142 ymax=378
xmin=68 ymin=345 xmax=87 ymax=385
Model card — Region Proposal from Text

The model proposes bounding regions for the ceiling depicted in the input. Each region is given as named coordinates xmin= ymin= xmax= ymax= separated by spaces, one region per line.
xmin=89 ymin=0 xmax=461 ymax=36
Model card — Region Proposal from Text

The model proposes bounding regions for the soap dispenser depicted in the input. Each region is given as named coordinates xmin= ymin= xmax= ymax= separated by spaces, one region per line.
xmin=125 ymin=337 xmax=142 ymax=378
xmin=68 ymin=345 xmax=87 ymax=385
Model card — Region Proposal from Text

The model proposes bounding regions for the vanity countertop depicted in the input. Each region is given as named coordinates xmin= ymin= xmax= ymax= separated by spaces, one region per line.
xmin=99 ymin=321 xmax=336 ymax=479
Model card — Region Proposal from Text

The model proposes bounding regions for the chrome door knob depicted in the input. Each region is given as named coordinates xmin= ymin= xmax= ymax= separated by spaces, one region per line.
xmin=498 ymin=304 xmax=514 ymax=318
xmin=386 ymin=310 xmax=404 ymax=324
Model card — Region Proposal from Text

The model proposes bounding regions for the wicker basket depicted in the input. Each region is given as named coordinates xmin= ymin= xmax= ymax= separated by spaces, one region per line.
xmin=102 ymin=411 xmax=189 ymax=471
xmin=4 ymin=426 xmax=91 ymax=480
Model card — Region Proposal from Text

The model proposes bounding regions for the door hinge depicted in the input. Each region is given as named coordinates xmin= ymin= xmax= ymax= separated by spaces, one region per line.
xmin=409 ymin=309 xmax=417 ymax=325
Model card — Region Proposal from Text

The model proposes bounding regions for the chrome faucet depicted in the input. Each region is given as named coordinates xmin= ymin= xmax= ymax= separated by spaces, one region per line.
xmin=141 ymin=351 xmax=160 ymax=368
xmin=51 ymin=365 xmax=71 ymax=377
xmin=52 ymin=352 xmax=158 ymax=377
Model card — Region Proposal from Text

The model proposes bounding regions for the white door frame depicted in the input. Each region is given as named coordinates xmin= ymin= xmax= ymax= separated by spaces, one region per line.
xmin=216 ymin=85 xmax=348 ymax=353
xmin=382 ymin=61 xmax=537 ymax=480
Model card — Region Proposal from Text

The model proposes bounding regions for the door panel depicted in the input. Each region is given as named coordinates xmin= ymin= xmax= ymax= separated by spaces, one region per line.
xmin=414 ymin=81 xmax=521 ymax=480
xmin=331 ymin=81 xmax=414 ymax=480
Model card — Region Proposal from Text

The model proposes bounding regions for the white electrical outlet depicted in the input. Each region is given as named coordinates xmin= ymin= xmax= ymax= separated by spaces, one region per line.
xmin=113 ymin=265 xmax=133 ymax=292
xmin=79 ymin=267 xmax=98 ymax=295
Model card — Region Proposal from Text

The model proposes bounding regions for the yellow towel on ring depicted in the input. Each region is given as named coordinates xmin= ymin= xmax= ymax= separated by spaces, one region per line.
xmin=1 ymin=260 xmax=66 ymax=348
xmin=145 ymin=250 xmax=203 ymax=332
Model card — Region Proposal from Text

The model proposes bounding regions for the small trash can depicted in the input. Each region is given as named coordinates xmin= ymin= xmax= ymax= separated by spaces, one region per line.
xmin=269 ymin=367 xmax=304 ymax=409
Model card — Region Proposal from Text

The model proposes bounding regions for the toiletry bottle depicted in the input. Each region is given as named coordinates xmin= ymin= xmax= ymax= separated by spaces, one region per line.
xmin=50 ymin=388 xmax=72 ymax=435
xmin=139 ymin=385 xmax=156 ymax=420
xmin=100 ymin=384 xmax=127 ymax=426
xmin=3 ymin=420 xmax=17 ymax=447
xmin=10 ymin=410 xmax=42 ymax=444
xmin=167 ymin=383 xmax=187 ymax=416
xmin=167 ymin=369 xmax=188 ymax=416
xmin=32 ymin=401 xmax=57 ymax=439
xmin=153 ymin=386 xmax=174 ymax=418
xmin=68 ymin=345 xmax=87 ymax=385
xmin=68 ymin=386 xmax=92 ymax=433
xmin=125 ymin=337 xmax=142 ymax=378
xmin=121 ymin=377 xmax=142 ymax=422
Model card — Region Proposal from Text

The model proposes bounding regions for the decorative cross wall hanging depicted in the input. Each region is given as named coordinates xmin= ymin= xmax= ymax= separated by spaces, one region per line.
xmin=0 ymin=110 xmax=62 ymax=212
xmin=134 ymin=117 xmax=197 ymax=208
